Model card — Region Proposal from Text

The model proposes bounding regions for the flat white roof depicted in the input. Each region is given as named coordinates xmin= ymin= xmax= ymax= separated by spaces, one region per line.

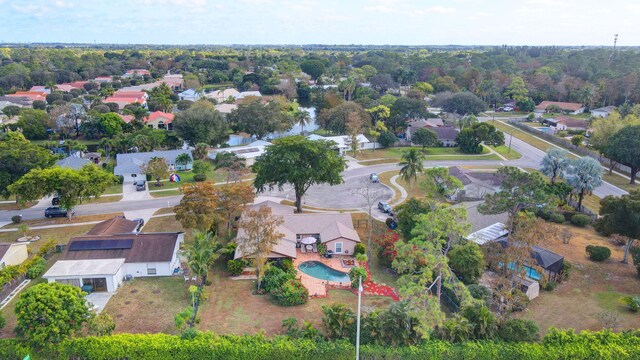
xmin=467 ymin=222 xmax=508 ymax=245
xmin=43 ymin=258 xmax=125 ymax=278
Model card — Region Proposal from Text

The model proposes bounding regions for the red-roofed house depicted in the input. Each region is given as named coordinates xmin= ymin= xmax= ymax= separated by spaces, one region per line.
xmin=535 ymin=101 xmax=584 ymax=115
xmin=123 ymin=69 xmax=151 ymax=78
xmin=117 ymin=114 xmax=135 ymax=123
xmin=104 ymin=96 xmax=147 ymax=110
xmin=29 ymin=86 xmax=50 ymax=94
xmin=7 ymin=91 xmax=47 ymax=103
xmin=144 ymin=111 xmax=175 ymax=130
xmin=112 ymin=90 xmax=149 ymax=100
xmin=62 ymin=81 xmax=89 ymax=90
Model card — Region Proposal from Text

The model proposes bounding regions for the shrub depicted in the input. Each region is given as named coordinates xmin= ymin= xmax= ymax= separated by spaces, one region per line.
xmin=227 ymin=260 xmax=245 ymax=276
xmin=193 ymin=174 xmax=207 ymax=182
xmin=449 ymin=242 xmax=485 ymax=284
xmin=511 ymin=289 xmax=530 ymax=312
xmin=561 ymin=261 xmax=572 ymax=281
xmin=620 ymin=296 xmax=640 ymax=312
xmin=262 ymin=266 xmax=296 ymax=293
xmin=571 ymin=214 xmax=591 ymax=227
xmin=348 ymin=267 xmax=367 ymax=288
xmin=586 ymin=245 xmax=611 ymax=262
xmin=385 ymin=218 xmax=394 ymax=227
xmin=0 ymin=311 xmax=5 ymax=330
xmin=115 ymin=175 xmax=124 ymax=184
xmin=497 ymin=319 xmax=540 ymax=342
xmin=145 ymin=173 xmax=152 ymax=181
xmin=353 ymin=243 xmax=366 ymax=256
xmin=271 ymin=279 xmax=308 ymax=306
xmin=542 ymin=280 xmax=556 ymax=291
xmin=25 ymin=257 xmax=46 ymax=279
xmin=276 ymin=258 xmax=295 ymax=274
xmin=550 ymin=212 xmax=565 ymax=223
xmin=317 ymin=243 xmax=327 ymax=256
xmin=467 ymin=284 xmax=492 ymax=307
xmin=11 ymin=215 xmax=22 ymax=224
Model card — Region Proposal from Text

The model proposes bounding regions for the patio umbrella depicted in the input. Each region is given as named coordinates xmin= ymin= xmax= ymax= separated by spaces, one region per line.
xmin=300 ymin=237 xmax=316 ymax=245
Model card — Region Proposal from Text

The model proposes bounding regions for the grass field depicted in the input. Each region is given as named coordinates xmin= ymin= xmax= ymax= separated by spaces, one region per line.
xmin=489 ymin=144 xmax=522 ymax=160
xmin=488 ymin=120 xmax=562 ymax=153
xmin=351 ymin=146 xmax=490 ymax=161
xmin=1 ymin=213 xmax=123 ymax=229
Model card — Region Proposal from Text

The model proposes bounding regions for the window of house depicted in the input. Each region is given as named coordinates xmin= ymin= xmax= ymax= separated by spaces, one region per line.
xmin=147 ymin=265 xmax=157 ymax=275
xmin=335 ymin=242 xmax=343 ymax=254
xmin=131 ymin=173 xmax=137 ymax=178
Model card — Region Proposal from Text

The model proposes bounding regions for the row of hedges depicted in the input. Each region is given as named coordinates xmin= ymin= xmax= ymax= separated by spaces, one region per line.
xmin=1 ymin=329 xmax=640 ymax=360
xmin=538 ymin=210 xmax=592 ymax=227
xmin=0 ymin=240 xmax=55 ymax=287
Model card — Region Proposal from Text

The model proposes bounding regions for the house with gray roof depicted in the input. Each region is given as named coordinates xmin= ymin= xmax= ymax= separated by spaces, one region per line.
xmin=56 ymin=155 xmax=91 ymax=170
xmin=234 ymin=201 xmax=361 ymax=260
xmin=114 ymin=149 xmax=192 ymax=183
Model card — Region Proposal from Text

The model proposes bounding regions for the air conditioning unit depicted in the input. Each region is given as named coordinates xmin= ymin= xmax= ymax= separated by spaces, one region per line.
xmin=124 ymin=274 xmax=133 ymax=281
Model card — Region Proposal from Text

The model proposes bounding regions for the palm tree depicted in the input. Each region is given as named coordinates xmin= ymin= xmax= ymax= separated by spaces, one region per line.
xmin=399 ymin=148 xmax=425 ymax=190
xmin=295 ymin=110 xmax=312 ymax=135
xmin=321 ymin=304 xmax=355 ymax=339
xmin=185 ymin=230 xmax=220 ymax=288
xmin=175 ymin=153 xmax=192 ymax=170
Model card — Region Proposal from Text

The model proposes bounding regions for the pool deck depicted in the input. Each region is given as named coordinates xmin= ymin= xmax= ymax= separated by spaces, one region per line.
xmin=293 ymin=251 xmax=356 ymax=297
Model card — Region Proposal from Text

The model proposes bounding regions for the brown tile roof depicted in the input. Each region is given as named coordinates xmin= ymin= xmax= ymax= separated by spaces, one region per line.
xmin=535 ymin=101 xmax=584 ymax=112
xmin=86 ymin=216 xmax=139 ymax=235
xmin=62 ymin=233 xmax=181 ymax=263
xmin=554 ymin=116 xmax=588 ymax=129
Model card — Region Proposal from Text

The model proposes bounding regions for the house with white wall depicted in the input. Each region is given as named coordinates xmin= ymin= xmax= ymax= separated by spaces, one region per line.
xmin=0 ymin=243 xmax=28 ymax=268
xmin=114 ymin=149 xmax=192 ymax=183
xmin=43 ymin=231 xmax=184 ymax=293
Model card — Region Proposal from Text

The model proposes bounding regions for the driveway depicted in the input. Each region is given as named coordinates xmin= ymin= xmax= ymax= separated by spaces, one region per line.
xmin=121 ymin=181 xmax=151 ymax=202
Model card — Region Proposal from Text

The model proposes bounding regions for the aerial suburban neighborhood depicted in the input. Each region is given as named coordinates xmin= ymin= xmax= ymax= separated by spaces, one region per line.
xmin=0 ymin=1 xmax=640 ymax=359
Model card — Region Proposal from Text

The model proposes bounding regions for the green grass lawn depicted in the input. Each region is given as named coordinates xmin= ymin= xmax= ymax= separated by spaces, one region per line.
xmin=489 ymin=120 xmax=561 ymax=153
xmin=352 ymin=146 xmax=490 ymax=161
xmin=103 ymin=183 xmax=123 ymax=194
xmin=489 ymin=145 xmax=522 ymax=160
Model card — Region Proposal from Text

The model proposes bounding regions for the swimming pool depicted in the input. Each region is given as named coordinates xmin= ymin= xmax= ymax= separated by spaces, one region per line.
xmin=298 ymin=261 xmax=351 ymax=283
xmin=535 ymin=127 xmax=554 ymax=134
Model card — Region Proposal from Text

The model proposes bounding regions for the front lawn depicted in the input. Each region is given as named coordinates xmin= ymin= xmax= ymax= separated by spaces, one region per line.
xmin=488 ymin=145 xmax=522 ymax=160
xmin=350 ymin=146 xmax=490 ymax=161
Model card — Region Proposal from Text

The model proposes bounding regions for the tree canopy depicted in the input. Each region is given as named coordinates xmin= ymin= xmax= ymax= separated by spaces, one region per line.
xmin=227 ymin=99 xmax=291 ymax=139
xmin=595 ymin=190 xmax=640 ymax=263
xmin=173 ymin=101 xmax=229 ymax=146
xmin=0 ymin=132 xmax=56 ymax=199
xmin=604 ymin=125 xmax=640 ymax=184
xmin=252 ymin=136 xmax=346 ymax=213
xmin=456 ymin=123 xmax=504 ymax=154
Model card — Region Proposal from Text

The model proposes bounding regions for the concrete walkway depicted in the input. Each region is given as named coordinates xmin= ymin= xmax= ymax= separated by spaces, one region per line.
xmin=123 ymin=208 xmax=159 ymax=230
xmin=121 ymin=181 xmax=152 ymax=202
xmin=389 ymin=175 xmax=408 ymax=206
xmin=86 ymin=292 xmax=115 ymax=314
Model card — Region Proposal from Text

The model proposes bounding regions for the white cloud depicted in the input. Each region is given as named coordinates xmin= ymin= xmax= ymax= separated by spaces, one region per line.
xmin=54 ymin=1 xmax=74 ymax=8
xmin=415 ymin=6 xmax=456 ymax=15
xmin=364 ymin=5 xmax=397 ymax=13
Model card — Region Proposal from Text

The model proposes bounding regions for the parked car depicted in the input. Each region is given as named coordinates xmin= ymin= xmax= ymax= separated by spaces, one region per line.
xmin=44 ymin=206 xmax=73 ymax=218
xmin=133 ymin=180 xmax=146 ymax=187
xmin=51 ymin=196 xmax=60 ymax=205
xmin=370 ymin=173 xmax=379 ymax=183
xmin=131 ymin=218 xmax=145 ymax=232
xmin=378 ymin=201 xmax=393 ymax=214
xmin=136 ymin=183 xmax=146 ymax=192
xmin=503 ymin=106 xmax=514 ymax=112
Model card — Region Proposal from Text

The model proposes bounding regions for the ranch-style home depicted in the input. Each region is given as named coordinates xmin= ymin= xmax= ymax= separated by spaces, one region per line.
xmin=114 ymin=149 xmax=192 ymax=183
xmin=42 ymin=217 xmax=184 ymax=293
xmin=0 ymin=243 xmax=28 ymax=268
xmin=234 ymin=201 xmax=361 ymax=260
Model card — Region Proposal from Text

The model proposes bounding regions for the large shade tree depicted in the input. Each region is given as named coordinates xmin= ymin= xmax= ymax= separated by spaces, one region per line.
xmin=595 ymin=190 xmax=640 ymax=263
xmin=9 ymin=164 xmax=115 ymax=217
xmin=0 ymin=131 xmax=56 ymax=199
xmin=174 ymin=182 xmax=221 ymax=232
xmin=173 ymin=100 xmax=229 ymax=146
xmin=604 ymin=125 xmax=640 ymax=184
xmin=227 ymin=99 xmax=291 ymax=139
xmin=252 ymin=136 xmax=346 ymax=213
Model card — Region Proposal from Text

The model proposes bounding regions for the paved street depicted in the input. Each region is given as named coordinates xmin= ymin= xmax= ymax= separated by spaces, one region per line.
xmin=0 ymin=125 xmax=630 ymax=222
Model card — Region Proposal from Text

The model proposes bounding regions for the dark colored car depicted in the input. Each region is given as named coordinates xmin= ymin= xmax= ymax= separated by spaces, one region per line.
xmin=136 ymin=183 xmax=146 ymax=191
xmin=131 ymin=218 xmax=145 ymax=231
xmin=45 ymin=206 xmax=73 ymax=218
xmin=133 ymin=180 xmax=146 ymax=187
xmin=378 ymin=201 xmax=392 ymax=214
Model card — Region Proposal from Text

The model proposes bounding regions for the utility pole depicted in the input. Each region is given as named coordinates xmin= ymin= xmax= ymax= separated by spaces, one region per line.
xmin=355 ymin=276 xmax=363 ymax=360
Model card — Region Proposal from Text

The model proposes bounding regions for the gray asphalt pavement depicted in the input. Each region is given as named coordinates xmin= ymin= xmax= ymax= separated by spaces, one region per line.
xmin=0 ymin=123 xmax=629 ymax=222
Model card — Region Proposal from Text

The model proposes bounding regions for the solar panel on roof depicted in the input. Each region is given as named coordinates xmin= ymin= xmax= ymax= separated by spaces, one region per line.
xmin=68 ymin=239 xmax=133 ymax=251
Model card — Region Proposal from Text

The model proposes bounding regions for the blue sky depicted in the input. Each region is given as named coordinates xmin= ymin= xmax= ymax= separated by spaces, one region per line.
xmin=0 ymin=0 xmax=638 ymax=45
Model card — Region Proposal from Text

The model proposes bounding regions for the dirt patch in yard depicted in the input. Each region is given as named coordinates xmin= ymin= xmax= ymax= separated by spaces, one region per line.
xmin=515 ymin=224 xmax=640 ymax=333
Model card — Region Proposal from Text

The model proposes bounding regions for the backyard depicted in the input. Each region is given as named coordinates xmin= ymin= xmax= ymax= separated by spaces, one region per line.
xmin=516 ymin=224 xmax=640 ymax=333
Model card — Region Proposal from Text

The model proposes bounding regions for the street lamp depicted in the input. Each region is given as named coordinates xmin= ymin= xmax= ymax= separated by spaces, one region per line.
xmin=355 ymin=275 xmax=363 ymax=360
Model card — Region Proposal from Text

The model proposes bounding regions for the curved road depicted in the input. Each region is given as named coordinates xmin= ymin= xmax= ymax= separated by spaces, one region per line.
xmin=0 ymin=125 xmax=628 ymax=222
